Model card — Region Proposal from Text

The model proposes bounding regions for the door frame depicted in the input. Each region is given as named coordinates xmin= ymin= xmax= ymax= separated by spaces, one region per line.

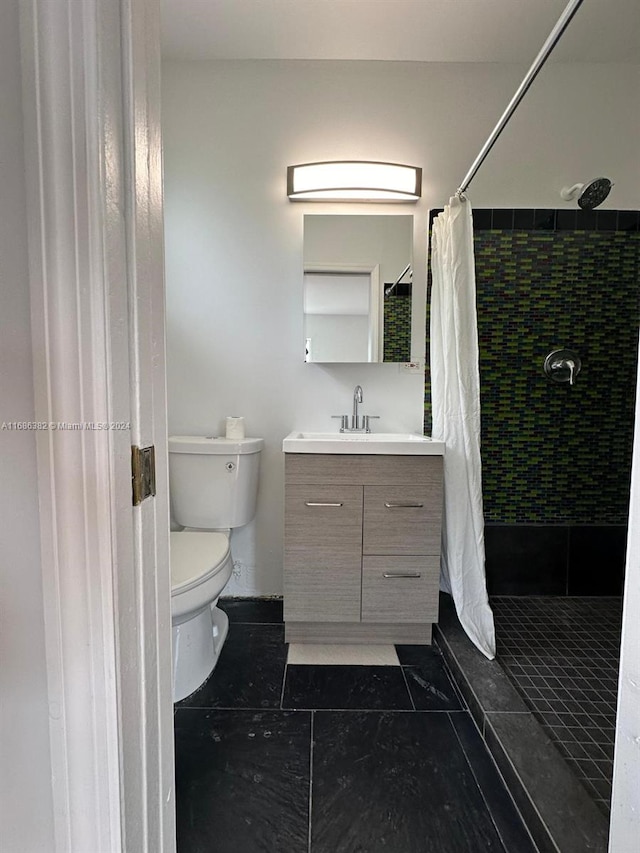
xmin=303 ymin=262 xmax=382 ymax=362
xmin=609 ymin=328 xmax=640 ymax=849
xmin=19 ymin=0 xmax=174 ymax=850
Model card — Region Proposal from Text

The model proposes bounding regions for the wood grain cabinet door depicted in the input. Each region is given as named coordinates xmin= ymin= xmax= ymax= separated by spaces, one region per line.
xmin=361 ymin=556 xmax=440 ymax=623
xmin=363 ymin=486 xmax=442 ymax=555
xmin=284 ymin=485 xmax=363 ymax=622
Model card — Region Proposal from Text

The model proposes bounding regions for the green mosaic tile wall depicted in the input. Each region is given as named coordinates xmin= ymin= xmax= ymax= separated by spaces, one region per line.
xmin=383 ymin=295 xmax=411 ymax=362
xmin=426 ymin=227 xmax=640 ymax=525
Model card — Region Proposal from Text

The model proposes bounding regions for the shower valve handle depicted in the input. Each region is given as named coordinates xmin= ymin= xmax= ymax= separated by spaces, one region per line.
xmin=552 ymin=358 xmax=575 ymax=385
xmin=544 ymin=349 xmax=581 ymax=386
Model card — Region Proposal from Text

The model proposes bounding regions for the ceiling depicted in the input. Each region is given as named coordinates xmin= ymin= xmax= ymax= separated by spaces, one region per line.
xmin=161 ymin=0 xmax=640 ymax=64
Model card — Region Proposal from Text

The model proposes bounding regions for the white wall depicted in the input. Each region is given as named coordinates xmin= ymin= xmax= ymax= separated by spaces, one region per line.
xmin=305 ymin=312 xmax=370 ymax=362
xmin=162 ymin=59 xmax=640 ymax=595
xmin=304 ymin=214 xmax=413 ymax=290
xmin=0 ymin=1 xmax=54 ymax=849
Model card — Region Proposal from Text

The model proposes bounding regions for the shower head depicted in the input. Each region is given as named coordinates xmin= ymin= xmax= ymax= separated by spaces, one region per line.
xmin=560 ymin=177 xmax=613 ymax=210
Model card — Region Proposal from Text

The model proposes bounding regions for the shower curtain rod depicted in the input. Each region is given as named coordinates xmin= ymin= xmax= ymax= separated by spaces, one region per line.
xmin=455 ymin=0 xmax=584 ymax=199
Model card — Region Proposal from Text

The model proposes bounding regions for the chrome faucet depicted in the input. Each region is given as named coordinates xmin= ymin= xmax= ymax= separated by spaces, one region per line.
xmin=353 ymin=384 xmax=363 ymax=428
xmin=332 ymin=385 xmax=380 ymax=433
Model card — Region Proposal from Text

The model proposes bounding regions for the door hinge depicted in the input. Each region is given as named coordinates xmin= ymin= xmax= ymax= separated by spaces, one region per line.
xmin=132 ymin=445 xmax=156 ymax=506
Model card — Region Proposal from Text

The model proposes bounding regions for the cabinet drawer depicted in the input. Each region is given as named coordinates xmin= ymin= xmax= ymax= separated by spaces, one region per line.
xmin=363 ymin=486 xmax=442 ymax=555
xmin=285 ymin=454 xmax=442 ymax=486
xmin=284 ymin=485 xmax=363 ymax=623
xmin=361 ymin=557 xmax=440 ymax=623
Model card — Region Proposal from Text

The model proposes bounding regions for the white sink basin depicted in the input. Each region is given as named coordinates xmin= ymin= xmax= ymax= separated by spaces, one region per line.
xmin=282 ymin=431 xmax=445 ymax=455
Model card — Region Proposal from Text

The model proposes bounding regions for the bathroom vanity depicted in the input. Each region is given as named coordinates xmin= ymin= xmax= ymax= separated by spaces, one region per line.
xmin=282 ymin=433 xmax=445 ymax=644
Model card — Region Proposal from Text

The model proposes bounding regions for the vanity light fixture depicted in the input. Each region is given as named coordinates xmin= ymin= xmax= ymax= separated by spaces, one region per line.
xmin=287 ymin=161 xmax=422 ymax=203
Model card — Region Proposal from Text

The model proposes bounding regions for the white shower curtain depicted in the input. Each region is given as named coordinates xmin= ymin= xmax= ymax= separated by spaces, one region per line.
xmin=430 ymin=197 xmax=496 ymax=659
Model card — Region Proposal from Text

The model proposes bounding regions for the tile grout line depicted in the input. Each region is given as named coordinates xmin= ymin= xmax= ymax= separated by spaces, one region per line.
xmin=447 ymin=712 xmax=511 ymax=853
xmin=446 ymin=711 xmax=539 ymax=853
xmin=434 ymin=631 xmax=486 ymax=726
xmin=399 ymin=664 xmax=416 ymax=711
xmin=176 ymin=705 xmax=470 ymax=713
xmin=280 ymin=657 xmax=288 ymax=710
xmin=483 ymin=713 xmax=563 ymax=853
xmin=439 ymin=655 xmax=469 ymax=711
xmin=308 ymin=711 xmax=314 ymax=853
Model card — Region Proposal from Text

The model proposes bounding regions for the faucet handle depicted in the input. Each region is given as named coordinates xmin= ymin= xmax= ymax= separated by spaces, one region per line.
xmin=363 ymin=415 xmax=380 ymax=433
xmin=332 ymin=415 xmax=348 ymax=431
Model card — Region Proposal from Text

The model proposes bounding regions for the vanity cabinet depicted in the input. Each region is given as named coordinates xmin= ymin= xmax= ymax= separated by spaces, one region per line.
xmin=283 ymin=453 xmax=443 ymax=644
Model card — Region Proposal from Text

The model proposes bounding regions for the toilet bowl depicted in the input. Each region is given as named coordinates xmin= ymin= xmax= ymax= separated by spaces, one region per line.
xmin=171 ymin=530 xmax=233 ymax=702
xmin=168 ymin=435 xmax=263 ymax=702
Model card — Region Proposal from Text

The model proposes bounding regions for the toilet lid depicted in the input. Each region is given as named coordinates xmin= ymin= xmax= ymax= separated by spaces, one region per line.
xmin=170 ymin=531 xmax=231 ymax=594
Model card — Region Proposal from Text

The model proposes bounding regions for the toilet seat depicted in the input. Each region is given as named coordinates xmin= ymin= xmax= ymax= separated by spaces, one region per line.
xmin=170 ymin=531 xmax=231 ymax=595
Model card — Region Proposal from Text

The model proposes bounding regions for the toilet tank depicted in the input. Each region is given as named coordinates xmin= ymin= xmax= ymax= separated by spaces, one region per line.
xmin=168 ymin=436 xmax=263 ymax=530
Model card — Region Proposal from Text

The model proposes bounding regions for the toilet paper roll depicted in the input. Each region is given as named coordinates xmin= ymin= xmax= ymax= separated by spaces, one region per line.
xmin=225 ymin=416 xmax=245 ymax=440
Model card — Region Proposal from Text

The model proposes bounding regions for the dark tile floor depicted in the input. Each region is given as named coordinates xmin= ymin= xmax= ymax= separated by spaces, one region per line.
xmin=492 ymin=596 xmax=623 ymax=815
xmin=174 ymin=599 xmax=537 ymax=853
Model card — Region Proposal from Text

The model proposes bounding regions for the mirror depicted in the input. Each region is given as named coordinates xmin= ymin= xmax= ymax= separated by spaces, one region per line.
xmin=303 ymin=215 xmax=413 ymax=363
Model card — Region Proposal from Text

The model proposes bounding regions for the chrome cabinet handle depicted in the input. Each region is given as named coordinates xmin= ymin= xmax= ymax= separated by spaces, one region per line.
xmin=384 ymin=502 xmax=424 ymax=508
xmin=383 ymin=572 xmax=422 ymax=578
xmin=305 ymin=501 xmax=343 ymax=507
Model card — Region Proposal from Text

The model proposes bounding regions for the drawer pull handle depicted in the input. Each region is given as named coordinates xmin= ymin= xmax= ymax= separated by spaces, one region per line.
xmin=384 ymin=502 xmax=424 ymax=508
xmin=383 ymin=572 xmax=422 ymax=579
xmin=304 ymin=501 xmax=343 ymax=507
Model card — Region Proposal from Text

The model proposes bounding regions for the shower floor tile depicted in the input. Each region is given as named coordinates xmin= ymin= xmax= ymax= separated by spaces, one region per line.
xmin=492 ymin=595 xmax=623 ymax=815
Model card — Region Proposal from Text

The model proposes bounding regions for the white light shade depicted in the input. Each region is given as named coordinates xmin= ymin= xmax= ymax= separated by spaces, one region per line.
xmin=287 ymin=161 xmax=421 ymax=202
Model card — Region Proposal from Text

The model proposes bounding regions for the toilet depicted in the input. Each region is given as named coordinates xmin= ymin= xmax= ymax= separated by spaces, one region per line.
xmin=168 ymin=435 xmax=263 ymax=702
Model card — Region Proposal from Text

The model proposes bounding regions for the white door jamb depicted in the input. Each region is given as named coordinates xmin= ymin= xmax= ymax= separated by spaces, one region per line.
xmin=19 ymin=1 xmax=174 ymax=850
